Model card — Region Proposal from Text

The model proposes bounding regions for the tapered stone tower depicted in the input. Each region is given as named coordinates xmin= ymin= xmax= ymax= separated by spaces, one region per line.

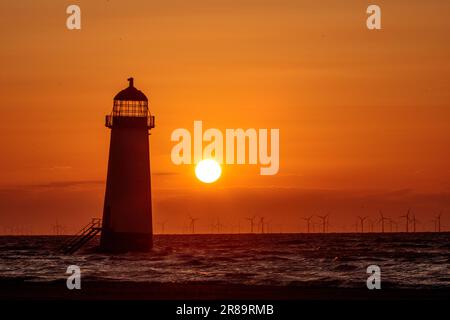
xmin=100 ymin=78 xmax=155 ymax=252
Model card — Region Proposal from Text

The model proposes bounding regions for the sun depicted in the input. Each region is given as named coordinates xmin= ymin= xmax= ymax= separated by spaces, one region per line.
xmin=195 ymin=159 xmax=222 ymax=183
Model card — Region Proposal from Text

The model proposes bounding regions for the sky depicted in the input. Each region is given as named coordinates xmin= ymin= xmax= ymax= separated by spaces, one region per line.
xmin=0 ymin=0 xmax=449 ymax=234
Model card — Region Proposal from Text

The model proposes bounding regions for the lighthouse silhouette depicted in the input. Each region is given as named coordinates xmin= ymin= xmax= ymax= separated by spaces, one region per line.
xmin=100 ymin=78 xmax=155 ymax=252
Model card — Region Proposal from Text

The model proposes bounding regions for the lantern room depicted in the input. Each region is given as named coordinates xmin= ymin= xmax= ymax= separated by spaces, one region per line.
xmin=106 ymin=77 xmax=155 ymax=129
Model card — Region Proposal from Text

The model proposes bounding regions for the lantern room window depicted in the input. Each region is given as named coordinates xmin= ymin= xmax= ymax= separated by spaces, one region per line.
xmin=113 ymin=100 xmax=148 ymax=117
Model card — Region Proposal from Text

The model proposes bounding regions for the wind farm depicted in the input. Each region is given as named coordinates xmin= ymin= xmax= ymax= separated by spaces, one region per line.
xmin=142 ymin=209 xmax=449 ymax=235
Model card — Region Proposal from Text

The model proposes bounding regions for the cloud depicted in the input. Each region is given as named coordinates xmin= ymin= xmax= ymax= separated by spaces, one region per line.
xmin=152 ymin=172 xmax=178 ymax=176
xmin=0 ymin=180 xmax=104 ymax=192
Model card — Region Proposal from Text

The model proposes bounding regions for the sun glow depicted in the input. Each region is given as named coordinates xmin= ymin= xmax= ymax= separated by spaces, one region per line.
xmin=195 ymin=159 xmax=222 ymax=183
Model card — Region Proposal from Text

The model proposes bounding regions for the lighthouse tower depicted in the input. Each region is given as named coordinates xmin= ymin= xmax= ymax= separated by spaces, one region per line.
xmin=100 ymin=78 xmax=155 ymax=252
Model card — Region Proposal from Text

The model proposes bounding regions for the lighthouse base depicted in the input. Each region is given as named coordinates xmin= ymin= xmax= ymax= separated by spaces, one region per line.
xmin=100 ymin=230 xmax=152 ymax=253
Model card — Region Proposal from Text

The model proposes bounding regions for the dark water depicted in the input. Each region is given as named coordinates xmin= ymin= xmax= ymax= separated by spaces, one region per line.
xmin=0 ymin=233 xmax=449 ymax=288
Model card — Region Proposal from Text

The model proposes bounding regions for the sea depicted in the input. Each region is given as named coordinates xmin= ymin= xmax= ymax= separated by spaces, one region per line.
xmin=0 ymin=233 xmax=449 ymax=289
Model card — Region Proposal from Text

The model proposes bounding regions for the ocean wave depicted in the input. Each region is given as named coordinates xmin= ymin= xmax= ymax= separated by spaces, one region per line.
xmin=0 ymin=233 xmax=449 ymax=288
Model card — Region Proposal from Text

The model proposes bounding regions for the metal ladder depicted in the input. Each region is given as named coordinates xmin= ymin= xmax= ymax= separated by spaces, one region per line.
xmin=60 ymin=218 xmax=102 ymax=254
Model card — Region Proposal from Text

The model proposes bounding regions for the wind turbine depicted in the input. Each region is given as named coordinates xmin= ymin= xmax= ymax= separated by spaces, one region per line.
xmin=400 ymin=209 xmax=411 ymax=233
xmin=435 ymin=212 xmax=442 ymax=232
xmin=358 ymin=216 xmax=368 ymax=233
xmin=188 ymin=215 xmax=199 ymax=234
xmin=302 ymin=216 xmax=313 ymax=233
xmin=378 ymin=210 xmax=388 ymax=233
xmin=317 ymin=214 xmax=328 ymax=234
xmin=411 ymin=214 xmax=420 ymax=233
xmin=246 ymin=216 xmax=256 ymax=233
xmin=259 ymin=217 xmax=265 ymax=234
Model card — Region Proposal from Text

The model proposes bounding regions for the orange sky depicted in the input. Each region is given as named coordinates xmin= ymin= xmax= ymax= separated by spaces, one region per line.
xmin=0 ymin=0 xmax=449 ymax=233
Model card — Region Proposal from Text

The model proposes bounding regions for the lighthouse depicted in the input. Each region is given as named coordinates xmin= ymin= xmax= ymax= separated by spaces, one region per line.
xmin=100 ymin=78 xmax=155 ymax=252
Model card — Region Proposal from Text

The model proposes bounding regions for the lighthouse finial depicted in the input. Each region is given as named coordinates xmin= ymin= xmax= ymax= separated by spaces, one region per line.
xmin=128 ymin=77 xmax=134 ymax=87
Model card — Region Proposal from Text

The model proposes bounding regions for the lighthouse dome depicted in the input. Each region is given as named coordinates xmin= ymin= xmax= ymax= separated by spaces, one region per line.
xmin=106 ymin=78 xmax=155 ymax=129
xmin=114 ymin=77 xmax=148 ymax=102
